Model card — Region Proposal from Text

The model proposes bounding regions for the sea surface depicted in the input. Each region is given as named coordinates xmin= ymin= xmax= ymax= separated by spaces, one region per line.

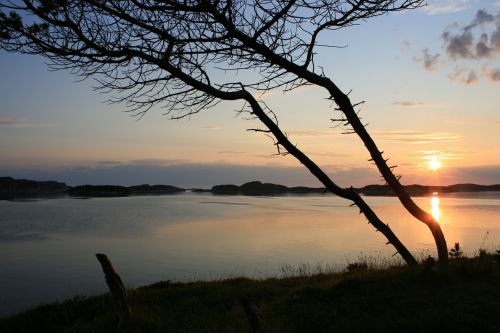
xmin=1 ymin=192 xmax=499 ymax=315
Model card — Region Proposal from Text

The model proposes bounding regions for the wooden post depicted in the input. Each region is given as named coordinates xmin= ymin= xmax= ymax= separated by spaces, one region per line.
xmin=96 ymin=253 xmax=131 ymax=330
xmin=240 ymin=298 xmax=263 ymax=333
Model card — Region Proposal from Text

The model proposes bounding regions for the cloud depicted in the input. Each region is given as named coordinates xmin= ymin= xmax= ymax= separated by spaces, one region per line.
xmin=251 ymin=153 xmax=282 ymax=160
xmin=442 ymin=30 xmax=474 ymax=59
xmin=287 ymin=130 xmax=340 ymax=137
xmin=448 ymin=65 xmax=500 ymax=84
xmin=130 ymin=158 xmax=187 ymax=166
xmin=251 ymin=84 xmax=313 ymax=100
xmin=0 ymin=162 xmax=382 ymax=188
xmin=218 ymin=150 xmax=246 ymax=154
xmin=476 ymin=33 xmax=493 ymax=57
xmin=417 ymin=9 xmax=500 ymax=84
xmin=437 ymin=165 xmax=500 ymax=185
xmin=441 ymin=9 xmax=500 ymax=60
xmin=252 ymin=91 xmax=273 ymax=99
xmin=486 ymin=67 xmax=500 ymax=81
xmin=413 ymin=48 xmax=441 ymax=71
xmin=467 ymin=9 xmax=497 ymax=28
xmin=401 ymin=164 xmax=500 ymax=186
xmin=407 ymin=148 xmax=471 ymax=161
xmin=4 ymin=161 xmax=499 ymax=188
xmin=198 ymin=125 xmax=222 ymax=130
xmin=373 ymin=130 xmax=460 ymax=144
xmin=392 ymin=101 xmax=428 ymax=108
xmin=424 ymin=0 xmax=470 ymax=15
xmin=465 ymin=70 xmax=479 ymax=84
xmin=309 ymin=152 xmax=351 ymax=158
xmin=0 ymin=115 xmax=58 ymax=128
xmin=448 ymin=67 xmax=479 ymax=84
xmin=96 ymin=160 xmax=123 ymax=166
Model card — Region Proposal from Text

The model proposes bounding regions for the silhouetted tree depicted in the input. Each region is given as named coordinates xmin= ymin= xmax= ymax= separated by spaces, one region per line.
xmin=0 ymin=1 xmax=448 ymax=265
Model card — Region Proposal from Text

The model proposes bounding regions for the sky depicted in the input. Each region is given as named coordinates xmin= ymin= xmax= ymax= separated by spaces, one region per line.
xmin=0 ymin=0 xmax=499 ymax=188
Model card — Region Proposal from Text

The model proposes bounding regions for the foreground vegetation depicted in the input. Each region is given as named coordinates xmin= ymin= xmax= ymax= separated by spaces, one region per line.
xmin=1 ymin=253 xmax=499 ymax=333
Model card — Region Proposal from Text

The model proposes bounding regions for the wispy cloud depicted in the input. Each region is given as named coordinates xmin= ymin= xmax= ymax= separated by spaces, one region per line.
xmin=198 ymin=125 xmax=222 ymax=130
xmin=445 ymin=65 xmax=500 ymax=84
xmin=400 ymin=164 xmax=500 ymax=185
xmin=373 ymin=130 xmax=460 ymax=144
xmin=446 ymin=164 xmax=500 ymax=184
xmin=96 ymin=160 xmax=123 ymax=166
xmin=130 ymin=158 xmax=187 ymax=166
xmin=309 ymin=152 xmax=351 ymax=158
xmin=392 ymin=101 xmax=434 ymax=108
xmin=0 ymin=115 xmax=58 ymax=128
xmin=252 ymin=153 xmax=281 ymax=159
xmin=424 ymin=0 xmax=470 ymax=15
xmin=250 ymin=83 xmax=314 ymax=101
xmin=0 ymin=163 xmax=334 ymax=189
xmin=448 ymin=66 xmax=479 ymax=84
xmin=407 ymin=148 xmax=471 ymax=161
xmin=413 ymin=48 xmax=440 ymax=71
xmin=251 ymin=91 xmax=273 ymax=99
xmin=485 ymin=66 xmax=500 ymax=82
xmin=217 ymin=150 xmax=246 ymax=154
xmin=4 ymin=161 xmax=499 ymax=187
xmin=287 ymin=130 xmax=340 ymax=137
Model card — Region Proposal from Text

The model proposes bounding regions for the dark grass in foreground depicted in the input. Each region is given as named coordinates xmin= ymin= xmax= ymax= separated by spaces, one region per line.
xmin=1 ymin=254 xmax=499 ymax=333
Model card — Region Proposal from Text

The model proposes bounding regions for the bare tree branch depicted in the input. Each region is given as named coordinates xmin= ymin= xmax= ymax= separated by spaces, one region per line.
xmin=1 ymin=0 xmax=442 ymax=265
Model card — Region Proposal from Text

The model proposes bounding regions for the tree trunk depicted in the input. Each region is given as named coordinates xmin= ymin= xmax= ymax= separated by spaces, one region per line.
xmin=95 ymin=253 xmax=131 ymax=330
xmin=327 ymin=89 xmax=448 ymax=265
xmin=245 ymin=95 xmax=418 ymax=266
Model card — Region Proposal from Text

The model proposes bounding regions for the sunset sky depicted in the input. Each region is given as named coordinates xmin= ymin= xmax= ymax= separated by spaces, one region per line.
xmin=1 ymin=0 xmax=499 ymax=188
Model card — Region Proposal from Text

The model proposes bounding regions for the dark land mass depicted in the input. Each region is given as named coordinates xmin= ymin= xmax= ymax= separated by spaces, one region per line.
xmin=360 ymin=183 xmax=500 ymax=196
xmin=67 ymin=185 xmax=132 ymax=197
xmin=211 ymin=180 xmax=327 ymax=195
xmin=0 ymin=177 xmax=184 ymax=199
xmin=210 ymin=181 xmax=500 ymax=197
xmin=67 ymin=184 xmax=185 ymax=197
xmin=1 ymin=177 xmax=499 ymax=199
xmin=0 ymin=177 xmax=68 ymax=200
xmin=1 ymin=253 xmax=499 ymax=332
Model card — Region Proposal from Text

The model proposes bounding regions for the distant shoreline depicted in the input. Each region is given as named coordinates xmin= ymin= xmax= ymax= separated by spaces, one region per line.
xmin=1 ymin=176 xmax=499 ymax=199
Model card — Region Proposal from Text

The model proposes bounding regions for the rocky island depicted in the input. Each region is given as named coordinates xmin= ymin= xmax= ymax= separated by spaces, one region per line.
xmin=1 ymin=177 xmax=499 ymax=199
xmin=68 ymin=184 xmax=185 ymax=197
xmin=0 ymin=177 xmax=68 ymax=199
xmin=0 ymin=177 xmax=184 ymax=199
xmin=211 ymin=181 xmax=326 ymax=195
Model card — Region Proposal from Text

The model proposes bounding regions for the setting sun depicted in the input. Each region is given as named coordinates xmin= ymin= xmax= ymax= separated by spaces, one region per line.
xmin=429 ymin=156 xmax=441 ymax=171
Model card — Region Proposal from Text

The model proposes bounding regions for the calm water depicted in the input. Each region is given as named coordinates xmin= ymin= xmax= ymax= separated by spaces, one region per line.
xmin=0 ymin=192 xmax=499 ymax=315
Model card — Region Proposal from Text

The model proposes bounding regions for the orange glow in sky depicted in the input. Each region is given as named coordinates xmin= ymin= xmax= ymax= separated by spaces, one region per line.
xmin=0 ymin=3 xmax=498 ymax=187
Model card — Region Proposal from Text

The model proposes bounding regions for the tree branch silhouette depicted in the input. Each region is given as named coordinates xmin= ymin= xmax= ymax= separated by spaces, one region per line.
xmin=2 ymin=0 xmax=446 ymax=264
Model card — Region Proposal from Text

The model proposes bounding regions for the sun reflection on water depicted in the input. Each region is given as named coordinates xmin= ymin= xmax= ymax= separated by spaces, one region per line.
xmin=431 ymin=192 xmax=440 ymax=222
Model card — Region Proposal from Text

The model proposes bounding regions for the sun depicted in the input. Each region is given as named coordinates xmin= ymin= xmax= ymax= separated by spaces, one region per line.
xmin=428 ymin=156 xmax=441 ymax=171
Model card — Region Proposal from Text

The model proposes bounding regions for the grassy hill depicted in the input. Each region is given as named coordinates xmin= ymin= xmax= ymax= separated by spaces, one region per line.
xmin=1 ymin=253 xmax=499 ymax=332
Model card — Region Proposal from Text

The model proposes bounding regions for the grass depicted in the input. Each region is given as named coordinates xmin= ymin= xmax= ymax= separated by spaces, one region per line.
xmin=1 ymin=253 xmax=499 ymax=332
